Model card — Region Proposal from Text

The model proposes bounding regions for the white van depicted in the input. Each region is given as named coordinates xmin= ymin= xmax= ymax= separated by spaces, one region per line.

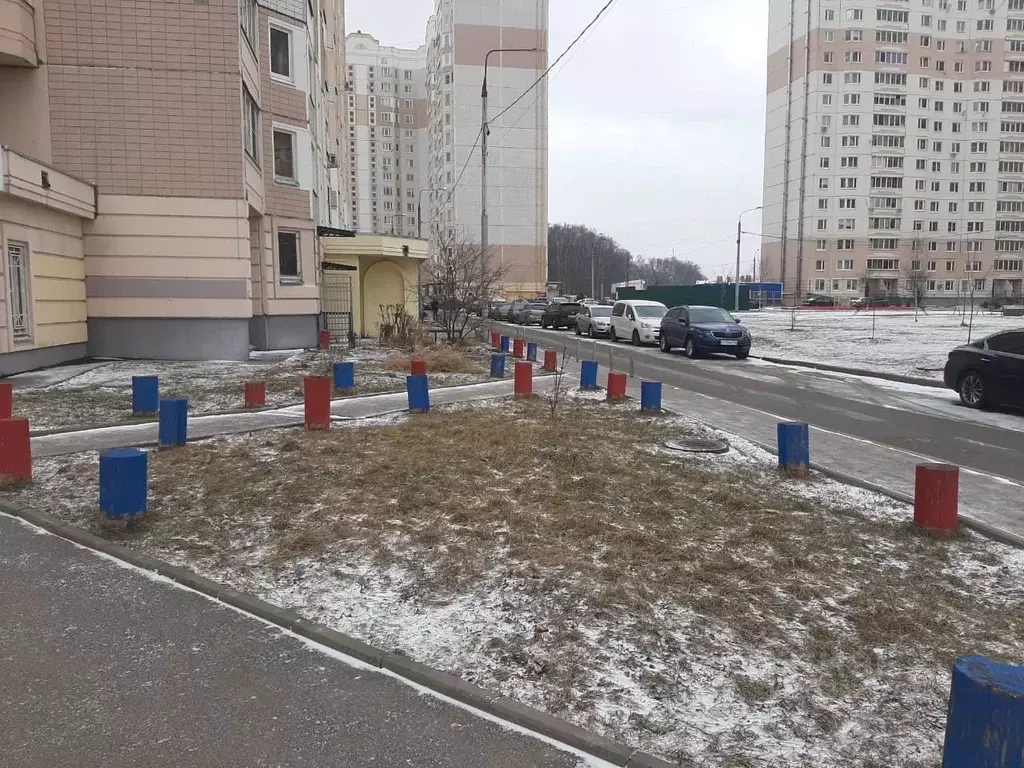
xmin=609 ymin=300 xmax=669 ymax=345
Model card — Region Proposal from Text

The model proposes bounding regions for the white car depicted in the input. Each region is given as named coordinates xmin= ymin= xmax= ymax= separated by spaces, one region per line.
xmin=609 ymin=300 xmax=668 ymax=345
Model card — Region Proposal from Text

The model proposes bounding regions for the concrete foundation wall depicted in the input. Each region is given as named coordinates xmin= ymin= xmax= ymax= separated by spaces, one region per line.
xmin=248 ymin=314 xmax=318 ymax=351
xmin=87 ymin=317 xmax=250 ymax=361
xmin=0 ymin=341 xmax=87 ymax=377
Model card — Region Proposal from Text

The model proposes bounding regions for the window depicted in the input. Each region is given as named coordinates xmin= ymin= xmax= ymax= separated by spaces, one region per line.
xmin=270 ymin=25 xmax=292 ymax=80
xmin=844 ymin=72 xmax=862 ymax=84
xmin=815 ymin=260 xmax=826 ymax=271
xmin=846 ymin=51 xmax=863 ymax=63
xmin=241 ymin=0 xmax=258 ymax=51
xmin=243 ymin=86 xmax=260 ymax=163
xmin=824 ymin=52 xmax=834 ymax=64
xmin=987 ymin=333 xmax=1024 ymax=354
xmin=845 ymin=29 xmax=863 ymax=42
xmin=6 ymin=242 xmax=30 ymax=339
xmin=837 ymin=239 xmax=855 ymax=250
xmin=847 ymin=8 xmax=864 ymax=20
xmin=825 ymin=30 xmax=835 ymax=42
xmin=816 ymin=239 xmax=828 ymax=251
xmin=838 ymin=259 xmax=855 ymax=270
xmin=273 ymin=129 xmax=296 ymax=182
xmin=842 ymin=135 xmax=859 ymax=147
xmin=277 ymin=231 xmax=300 ymax=279
xmin=866 ymin=258 xmax=900 ymax=270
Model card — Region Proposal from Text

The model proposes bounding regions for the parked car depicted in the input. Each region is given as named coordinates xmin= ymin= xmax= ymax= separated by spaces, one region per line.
xmin=609 ymin=300 xmax=669 ymax=345
xmin=852 ymin=297 xmax=890 ymax=309
xmin=517 ymin=301 xmax=548 ymax=325
xmin=490 ymin=302 xmax=512 ymax=320
xmin=659 ymin=305 xmax=751 ymax=359
xmin=575 ymin=304 xmax=613 ymax=337
xmin=506 ymin=300 xmax=529 ymax=322
xmin=803 ymin=295 xmax=835 ymax=307
xmin=541 ymin=302 xmax=581 ymax=329
xmin=943 ymin=330 xmax=1024 ymax=409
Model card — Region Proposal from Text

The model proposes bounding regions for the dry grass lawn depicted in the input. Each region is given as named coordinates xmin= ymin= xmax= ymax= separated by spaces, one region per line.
xmin=7 ymin=398 xmax=1024 ymax=766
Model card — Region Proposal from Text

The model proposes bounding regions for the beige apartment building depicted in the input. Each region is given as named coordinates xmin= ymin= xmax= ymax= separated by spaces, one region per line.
xmin=764 ymin=0 xmax=1024 ymax=306
xmin=426 ymin=0 xmax=549 ymax=298
xmin=0 ymin=0 xmax=346 ymax=375
xmin=344 ymin=33 xmax=428 ymax=239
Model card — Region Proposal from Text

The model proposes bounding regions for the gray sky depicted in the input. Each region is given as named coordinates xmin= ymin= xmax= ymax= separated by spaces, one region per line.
xmin=345 ymin=0 xmax=769 ymax=279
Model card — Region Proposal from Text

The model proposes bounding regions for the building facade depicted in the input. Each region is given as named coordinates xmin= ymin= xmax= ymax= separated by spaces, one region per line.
xmin=426 ymin=0 xmax=549 ymax=298
xmin=344 ymin=33 xmax=428 ymax=239
xmin=764 ymin=0 xmax=1024 ymax=306
xmin=0 ymin=0 xmax=345 ymax=374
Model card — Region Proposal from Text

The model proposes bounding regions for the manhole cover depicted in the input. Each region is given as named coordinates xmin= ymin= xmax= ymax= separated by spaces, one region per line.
xmin=665 ymin=438 xmax=731 ymax=455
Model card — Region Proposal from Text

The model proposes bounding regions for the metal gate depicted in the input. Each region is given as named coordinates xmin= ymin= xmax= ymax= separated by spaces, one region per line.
xmin=321 ymin=264 xmax=354 ymax=341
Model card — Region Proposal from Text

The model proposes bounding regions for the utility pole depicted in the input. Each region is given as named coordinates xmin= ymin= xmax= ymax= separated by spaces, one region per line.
xmin=590 ymin=252 xmax=595 ymax=299
xmin=481 ymin=47 xmax=538 ymax=268
xmin=736 ymin=205 xmax=762 ymax=311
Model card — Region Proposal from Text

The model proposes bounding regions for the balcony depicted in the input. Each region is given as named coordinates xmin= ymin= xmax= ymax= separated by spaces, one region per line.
xmin=0 ymin=0 xmax=36 ymax=67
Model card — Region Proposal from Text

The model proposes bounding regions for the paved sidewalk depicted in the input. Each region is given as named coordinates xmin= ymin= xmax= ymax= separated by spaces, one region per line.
xmin=0 ymin=513 xmax=598 ymax=768
xmin=33 ymin=377 xmax=553 ymax=458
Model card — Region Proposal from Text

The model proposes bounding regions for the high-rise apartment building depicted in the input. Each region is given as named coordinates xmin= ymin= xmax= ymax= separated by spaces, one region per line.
xmin=344 ymin=33 xmax=428 ymax=239
xmin=0 ymin=0 xmax=345 ymax=374
xmin=763 ymin=0 xmax=1024 ymax=305
xmin=426 ymin=0 xmax=549 ymax=297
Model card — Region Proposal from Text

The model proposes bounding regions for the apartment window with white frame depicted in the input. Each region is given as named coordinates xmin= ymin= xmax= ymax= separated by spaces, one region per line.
xmin=273 ymin=128 xmax=296 ymax=182
xmin=277 ymin=230 xmax=301 ymax=280
xmin=243 ymin=86 xmax=260 ymax=164
xmin=6 ymin=241 xmax=30 ymax=339
xmin=241 ymin=0 xmax=258 ymax=52
xmin=270 ymin=25 xmax=293 ymax=81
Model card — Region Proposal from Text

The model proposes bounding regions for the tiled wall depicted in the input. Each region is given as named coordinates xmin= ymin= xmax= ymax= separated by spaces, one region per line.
xmin=43 ymin=0 xmax=242 ymax=198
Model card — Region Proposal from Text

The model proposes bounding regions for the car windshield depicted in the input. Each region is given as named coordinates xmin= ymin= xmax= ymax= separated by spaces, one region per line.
xmin=529 ymin=303 xmax=547 ymax=310
xmin=590 ymin=307 xmax=612 ymax=317
xmin=689 ymin=307 xmax=736 ymax=324
xmin=634 ymin=305 xmax=667 ymax=318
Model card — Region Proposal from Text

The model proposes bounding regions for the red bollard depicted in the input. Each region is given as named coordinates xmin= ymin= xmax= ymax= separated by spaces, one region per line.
xmin=0 ymin=382 xmax=11 ymax=419
xmin=543 ymin=350 xmax=558 ymax=372
xmin=607 ymin=372 xmax=628 ymax=401
xmin=514 ymin=361 xmax=533 ymax=398
xmin=0 ymin=418 xmax=31 ymax=482
xmin=512 ymin=338 xmax=525 ymax=359
xmin=244 ymin=381 xmax=266 ymax=408
xmin=410 ymin=357 xmax=428 ymax=376
xmin=915 ymin=463 xmax=960 ymax=533
xmin=490 ymin=331 xmax=501 ymax=349
xmin=303 ymin=376 xmax=332 ymax=430
xmin=318 ymin=329 xmax=331 ymax=351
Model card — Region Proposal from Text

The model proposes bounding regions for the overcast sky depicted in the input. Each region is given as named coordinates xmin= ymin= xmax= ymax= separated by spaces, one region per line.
xmin=345 ymin=0 xmax=769 ymax=279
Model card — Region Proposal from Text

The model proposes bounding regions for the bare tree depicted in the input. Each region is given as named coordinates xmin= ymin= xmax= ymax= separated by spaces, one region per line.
xmin=545 ymin=351 xmax=570 ymax=419
xmin=426 ymin=226 xmax=507 ymax=343
xmin=962 ymin=263 xmax=992 ymax=341
xmin=903 ymin=262 xmax=929 ymax=322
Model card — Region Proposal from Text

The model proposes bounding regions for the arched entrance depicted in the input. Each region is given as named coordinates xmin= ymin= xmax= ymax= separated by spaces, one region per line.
xmin=362 ymin=261 xmax=406 ymax=336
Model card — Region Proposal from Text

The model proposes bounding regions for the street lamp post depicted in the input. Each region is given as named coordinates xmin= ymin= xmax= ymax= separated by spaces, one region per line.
xmin=481 ymin=47 xmax=539 ymax=262
xmin=736 ymin=205 xmax=762 ymax=311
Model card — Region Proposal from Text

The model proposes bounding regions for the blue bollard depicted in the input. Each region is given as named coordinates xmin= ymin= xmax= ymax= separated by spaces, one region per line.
xmin=640 ymin=381 xmax=663 ymax=412
xmin=490 ymin=353 xmax=506 ymax=378
xmin=158 ymin=398 xmax=189 ymax=447
xmin=777 ymin=421 xmax=810 ymax=475
xmin=943 ymin=656 xmax=1024 ymax=766
xmin=99 ymin=448 xmax=148 ymax=519
xmin=334 ymin=361 xmax=355 ymax=390
xmin=526 ymin=342 xmax=538 ymax=362
xmin=132 ymin=376 xmax=159 ymax=415
xmin=500 ymin=335 xmax=511 ymax=352
xmin=407 ymin=374 xmax=430 ymax=413
xmin=580 ymin=360 xmax=598 ymax=390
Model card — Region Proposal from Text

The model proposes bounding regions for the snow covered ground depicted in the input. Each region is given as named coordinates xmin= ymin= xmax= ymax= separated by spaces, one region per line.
xmin=9 ymin=396 xmax=1024 ymax=767
xmin=8 ymin=342 xmax=492 ymax=432
xmin=736 ymin=308 xmax=1024 ymax=380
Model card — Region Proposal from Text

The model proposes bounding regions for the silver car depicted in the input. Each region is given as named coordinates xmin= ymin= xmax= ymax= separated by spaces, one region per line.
xmin=518 ymin=301 xmax=548 ymax=325
xmin=575 ymin=304 xmax=613 ymax=337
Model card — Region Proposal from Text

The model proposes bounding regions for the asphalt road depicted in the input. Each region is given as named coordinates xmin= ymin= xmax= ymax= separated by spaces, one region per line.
xmin=492 ymin=321 xmax=1024 ymax=538
xmin=0 ymin=513 xmax=595 ymax=768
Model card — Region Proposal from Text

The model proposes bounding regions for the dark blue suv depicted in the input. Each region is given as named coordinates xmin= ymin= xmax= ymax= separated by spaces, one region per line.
xmin=659 ymin=305 xmax=751 ymax=359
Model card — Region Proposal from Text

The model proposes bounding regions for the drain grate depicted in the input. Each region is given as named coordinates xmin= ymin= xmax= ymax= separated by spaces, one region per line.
xmin=665 ymin=438 xmax=731 ymax=455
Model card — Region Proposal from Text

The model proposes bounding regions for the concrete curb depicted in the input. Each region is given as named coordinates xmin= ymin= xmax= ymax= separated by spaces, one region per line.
xmin=753 ymin=356 xmax=945 ymax=389
xmin=0 ymin=499 xmax=675 ymax=768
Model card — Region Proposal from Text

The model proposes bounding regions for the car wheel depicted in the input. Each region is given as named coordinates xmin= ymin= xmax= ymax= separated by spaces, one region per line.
xmin=735 ymin=349 xmax=749 ymax=360
xmin=660 ymin=334 xmax=672 ymax=353
xmin=958 ymin=370 xmax=987 ymax=409
xmin=588 ymin=325 xmax=595 ymax=339
xmin=685 ymin=337 xmax=698 ymax=359
xmin=575 ymin=324 xmax=582 ymax=336
xmin=632 ymin=330 xmax=641 ymax=346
